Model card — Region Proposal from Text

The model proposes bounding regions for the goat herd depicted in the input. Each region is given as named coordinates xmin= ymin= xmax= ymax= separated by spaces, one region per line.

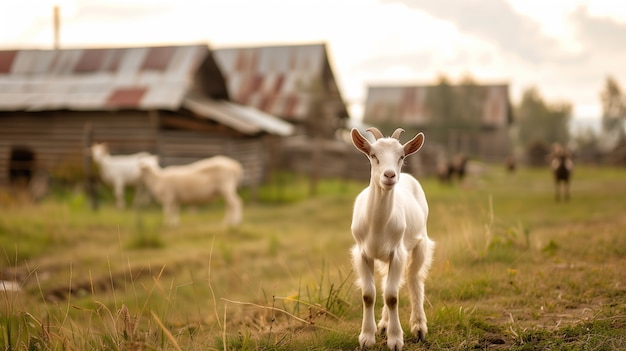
xmin=90 ymin=128 xmax=573 ymax=350
xmin=90 ymin=143 xmax=243 ymax=227
xmin=437 ymin=145 xmax=572 ymax=201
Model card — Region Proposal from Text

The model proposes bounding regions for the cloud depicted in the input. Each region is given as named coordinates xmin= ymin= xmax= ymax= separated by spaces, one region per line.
xmin=570 ymin=6 xmax=626 ymax=53
xmin=351 ymin=52 xmax=432 ymax=74
xmin=382 ymin=0 xmax=567 ymax=64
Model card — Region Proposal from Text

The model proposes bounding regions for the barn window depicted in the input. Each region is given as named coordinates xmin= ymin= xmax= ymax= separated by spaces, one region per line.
xmin=9 ymin=146 xmax=35 ymax=186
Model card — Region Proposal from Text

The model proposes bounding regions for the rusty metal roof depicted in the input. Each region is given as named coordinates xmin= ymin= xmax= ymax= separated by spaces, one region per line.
xmin=0 ymin=45 xmax=294 ymax=136
xmin=364 ymin=84 xmax=511 ymax=128
xmin=0 ymin=45 xmax=208 ymax=111
xmin=213 ymin=43 xmax=349 ymax=121
xmin=183 ymin=95 xmax=294 ymax=136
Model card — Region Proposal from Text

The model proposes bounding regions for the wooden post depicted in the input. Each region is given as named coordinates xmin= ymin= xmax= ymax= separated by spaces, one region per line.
xmin=83 ymin=123 xmax=99 ymax=211
xmin=309 ymin=137 xmax=321 ymax=196
xmin=53 ymin=6 xmax=60 ymax=50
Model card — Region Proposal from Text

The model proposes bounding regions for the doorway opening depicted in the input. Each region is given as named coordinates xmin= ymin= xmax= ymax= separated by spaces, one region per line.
xmin=9 ymin=146 xmax=36 ymax=186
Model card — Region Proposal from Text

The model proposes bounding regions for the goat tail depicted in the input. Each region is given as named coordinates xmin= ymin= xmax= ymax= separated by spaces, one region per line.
xmin=230 ymin=160 xmax=244 ymax=186
xmin=351 ymin=245 xmax=366 ymax=288
xmin=419 ymin=237 xmax=435 ymax=281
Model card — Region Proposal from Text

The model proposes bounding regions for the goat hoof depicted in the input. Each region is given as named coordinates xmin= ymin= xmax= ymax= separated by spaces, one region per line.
xmin=417 ymin=330 xmax=426 ymax=342
xmin=387 ymin=339 xmax=404 ymax=351
xmin=359 ymin=333 xmax=376 ymax=349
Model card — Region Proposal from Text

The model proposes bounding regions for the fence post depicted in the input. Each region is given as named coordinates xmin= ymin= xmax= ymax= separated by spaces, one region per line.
xmin=83 ymin=123 xmax=99 ymax=211
xmin=309 ymin=137 xmax=322 ymax=196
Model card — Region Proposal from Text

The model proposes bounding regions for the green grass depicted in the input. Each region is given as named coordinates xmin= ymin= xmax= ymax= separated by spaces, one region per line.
xmin=0 ymin=166 xmax=625 ymax=350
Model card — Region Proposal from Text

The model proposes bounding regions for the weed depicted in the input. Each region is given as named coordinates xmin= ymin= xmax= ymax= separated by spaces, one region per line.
xmin=542 ymin=239 xmax=559 ymax=256
xmin=127 ymin=210 xmax=163 ymax=249
xmin=267 ymin=234 xmax=280 ymax=257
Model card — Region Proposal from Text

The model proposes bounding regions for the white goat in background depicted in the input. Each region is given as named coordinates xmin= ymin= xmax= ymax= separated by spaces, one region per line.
xmin=350 ymin=127 xmax=435 ymax=350
xmin=138 ymin=156 xmax=243 ymax=227
xmin=90 ymin=143 xmax=158 ymax=209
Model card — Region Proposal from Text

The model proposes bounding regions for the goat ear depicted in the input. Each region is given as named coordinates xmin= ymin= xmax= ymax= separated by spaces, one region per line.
xmin=404 ymin=132 xmax=424 ymax=156
xmin=351 ymin=128 xmax=371 ymax=155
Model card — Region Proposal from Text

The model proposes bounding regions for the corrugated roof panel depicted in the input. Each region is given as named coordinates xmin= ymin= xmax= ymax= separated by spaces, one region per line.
xmin=106 ymin=87 xmax=147 ymax=108
xmin=10 ymin=51 xmax=34 ymax=74
xmin=283 ymin=94 xmax=300 ymax=119
xmin=186 ymin=97 xmax=259 ymax=134
xmin=0 ymin=77 xmax=22 ymax=93
xmin=104 ymin=49 xmax=124 ymax=72
xmin=0 ymin=51 xmax=17 ymax=73
xmin=142 ymin=46 xmax=176 ymax=71
xmin=183 ymin=96 xmax=294 ymax=136
xmin=55 ymin=50 xmax=82 ymax=75
xmin=281 ymin=73 xmax=299 ymax=94
xmin=75 ymin=49 xmax=105 ymax=73
xmin=134 ymin=71 xmax=156 ymax=85
xmin=0 ymin=45 xmax=209 ymax=111
xmin=168 ymin=46 xmax=205 ymax=78
xmin=262 ymin=73 xmax=277 ymax=93
xmin=225 ymin=101 xmax=294 ymax=136
xmin=142 ymin=84 xmax=187 ymax=108
xmin=116 ymin=48 xmax=146 ymax=76
xmin=213 ymin=43 xmax=346 ymax=120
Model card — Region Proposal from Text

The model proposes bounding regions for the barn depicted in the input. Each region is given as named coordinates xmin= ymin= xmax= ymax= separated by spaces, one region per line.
xmin=213 ymin=43 xmax=349 ymax=139
xmin=213 ymin=43 xmax=357 ymax=182
xmin=0 ymin=44 xmax=293 ymax=195
xmin=363 ymin=83 xmax=513 ymax=162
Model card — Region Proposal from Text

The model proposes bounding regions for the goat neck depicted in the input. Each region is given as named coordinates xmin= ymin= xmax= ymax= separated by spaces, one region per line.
xmin=365 ymin=177 xmax=397 ymax=231
xmin=365 ymin=138 xmax=406 ymax=226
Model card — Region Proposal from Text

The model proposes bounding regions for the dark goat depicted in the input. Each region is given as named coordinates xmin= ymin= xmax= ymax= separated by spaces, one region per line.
xmin=550 ymin=144 xmax=573 ymax=201
xmin=505 ymin=155 xmax=516 ymax=173
xmin=437 ymin=154 xmax=468 ymax=184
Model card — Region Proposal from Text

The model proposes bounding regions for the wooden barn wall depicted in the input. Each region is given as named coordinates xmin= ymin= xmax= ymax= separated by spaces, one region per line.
xmin=282 ymin=138 xmax=369 ymax=181
xmin=0 ymin=110 xmax=277 ymax=189
xmin=1 ymin=109 xmax=453 ymax=194
xmin=157 ymin=130 xmax=272 ymax=187
xmin=0 ymin=110 xmax=158 ymax=186
xmin=478 ymin=128 xmax=512 ymax=162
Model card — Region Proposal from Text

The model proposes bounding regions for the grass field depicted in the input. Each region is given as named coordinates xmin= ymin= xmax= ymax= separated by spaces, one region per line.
xmin=1 ymin=165 xmax=625 ymax=350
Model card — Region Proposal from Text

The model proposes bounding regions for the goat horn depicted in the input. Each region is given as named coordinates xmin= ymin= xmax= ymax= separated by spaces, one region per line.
xmin=391 ymin=128 xmax=405 ymax=140
xmin=366 ymin=127 xmax=384 ymax=140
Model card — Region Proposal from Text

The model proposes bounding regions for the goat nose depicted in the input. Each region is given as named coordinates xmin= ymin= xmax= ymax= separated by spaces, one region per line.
xmin=384 ymin=170 xmax=396 ymax=179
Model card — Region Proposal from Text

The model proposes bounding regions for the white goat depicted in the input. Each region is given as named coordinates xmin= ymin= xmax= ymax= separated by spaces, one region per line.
xmin=138 ymin=156 xmax=243 ymax=227
xmin=350 ymin=127 xmax=435 ymax=350
xmin=90 ymin=143 xmax=158 ymax=209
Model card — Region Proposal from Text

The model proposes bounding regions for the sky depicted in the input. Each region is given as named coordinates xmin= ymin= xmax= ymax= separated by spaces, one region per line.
xmin=1 ymin=0 xmax=626 ymax=125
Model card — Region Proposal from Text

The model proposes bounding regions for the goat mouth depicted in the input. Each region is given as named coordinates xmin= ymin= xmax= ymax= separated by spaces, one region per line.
xmin=380 ymin=179 xmax=397 ymax=188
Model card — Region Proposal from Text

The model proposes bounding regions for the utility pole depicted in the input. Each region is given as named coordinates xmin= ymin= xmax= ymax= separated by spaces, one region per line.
xmin=53 ymin=5 xmax=60 ymax=50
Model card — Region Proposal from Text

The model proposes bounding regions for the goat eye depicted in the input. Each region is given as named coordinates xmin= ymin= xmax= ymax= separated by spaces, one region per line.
xmin=370 ymin=154 xmax=379 ymax=163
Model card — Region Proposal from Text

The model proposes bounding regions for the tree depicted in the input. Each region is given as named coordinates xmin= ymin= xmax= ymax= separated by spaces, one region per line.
xmin=456 ymin=74 xmax=485 ymax=128
xmin=424 ymin=74 xmax=484 ymax=154
xmin=600 ymin=76 xmax=626 ymax=148
xmin=426 ymin=74 xmax=454 ymax=123
xmin=515 ymin=87 xmax=572 ymax=165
